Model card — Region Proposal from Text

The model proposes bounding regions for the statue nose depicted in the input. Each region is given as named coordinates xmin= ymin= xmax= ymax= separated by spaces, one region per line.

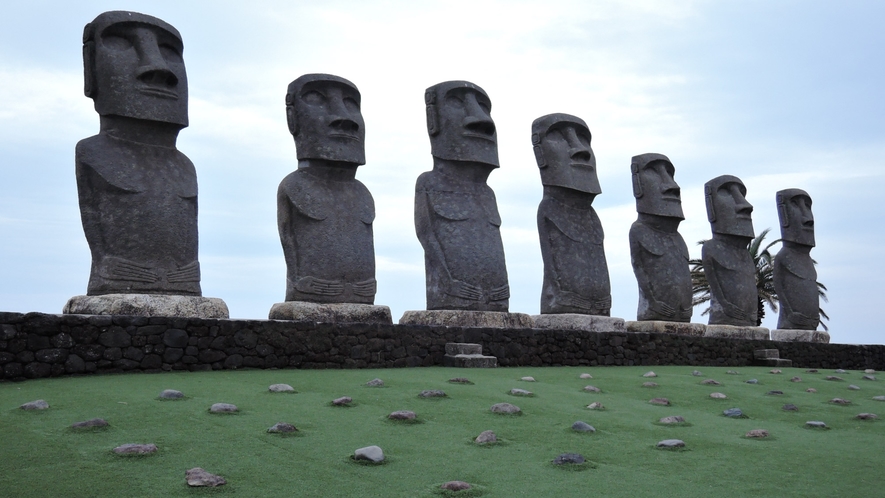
xmin=134 ymin=29 xmax=178 ymax=87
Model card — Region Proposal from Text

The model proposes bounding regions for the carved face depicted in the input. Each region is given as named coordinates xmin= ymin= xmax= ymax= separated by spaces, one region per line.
xmin=777 ymin=189 xmax=815 ymax=246
xmin=287 ymin=75 xmax=365 ymax=165
xmin=632 ymin=155 xmax=683 ymax=219
xmin=426 ymin=81 xmax=499 ymax=167
xmin=532 ymin=114 xmax=599 ymax=196
xmin=85 ymin=12 xmax=188 ymax=126
xmin=705 ymin=175 xmax=754 ymax=238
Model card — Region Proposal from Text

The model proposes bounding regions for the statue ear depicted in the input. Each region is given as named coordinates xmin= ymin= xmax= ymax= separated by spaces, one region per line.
xmin=425 ymin=91 xmax=439 ymax=136
xmin=630 ymin=163 xmax=642 ymax=198
xmin=704 ymin=185 xmax=716 ymax=223
xmin=531 ymin=133 xmax=545 ymax=168
xmin=776 ymin=193 xmax=789 ymax=227
xmin=285 ymin=93 xmax=297 ymax=136
xmin=83 ymin=40 xmax=95 ymax=98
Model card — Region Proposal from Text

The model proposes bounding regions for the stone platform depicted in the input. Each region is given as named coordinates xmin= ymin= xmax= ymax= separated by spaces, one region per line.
xmin=64 ymin=294 xmax=229 ymax=319
xmin=399 ymin=310 xmax=532 ymax=328
xmin=704 ymin=324 xmax=770 ymax=340
xmin=532 ymin=314 xmax=625 ymax=332
xmin=770 ymin=329 xmax=830 ymax=343
xmin=625 ymin=320 xmax=706 ymax=336
xmin=268 ymin=302 xmax=392 ymax=324
xmin=443 ymin=343 xmax=497 ymax=368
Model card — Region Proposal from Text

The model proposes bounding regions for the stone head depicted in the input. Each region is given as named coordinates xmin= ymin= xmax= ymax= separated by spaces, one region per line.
xmin=532 ymin=113 xmax=599 ymax=196
xmin=425 ymin=80 xmax=498 ymax=167
xmin=776 ymin=188 xmax=815 ymax=247
xmin=631 ymin=153 xmax=684 ymax=219
xmin=286 ymin=74 xmax=365 ymax=165
xmin=705 ymin=175 xmax=754 ymax=238
xmin=83 ymin=11 xmax=187 ymax=127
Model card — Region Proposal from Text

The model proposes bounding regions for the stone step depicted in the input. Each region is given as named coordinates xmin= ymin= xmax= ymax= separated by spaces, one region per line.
xmin=443 ymin=354 xmax=497 ymax=368
xmin=445 ymin=343 xmax=483 ymax=356
xmin=754 ymin=349 xmax=780 ymax=360
xmin=756 ymin=358 xmax=793 ymax=367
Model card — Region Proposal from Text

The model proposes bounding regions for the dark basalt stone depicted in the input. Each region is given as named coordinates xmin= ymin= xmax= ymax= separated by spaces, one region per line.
xmin=773 ymin=189 xmax=820 ymax=330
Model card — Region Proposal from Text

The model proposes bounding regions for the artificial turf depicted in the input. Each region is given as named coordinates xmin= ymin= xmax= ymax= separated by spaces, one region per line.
xmin=1 ymin=365 xmax=882 ymax=497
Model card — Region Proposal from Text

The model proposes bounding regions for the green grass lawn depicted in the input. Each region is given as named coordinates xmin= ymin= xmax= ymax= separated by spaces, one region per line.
xmin=1 ymin=365 xmax=883 ymax=497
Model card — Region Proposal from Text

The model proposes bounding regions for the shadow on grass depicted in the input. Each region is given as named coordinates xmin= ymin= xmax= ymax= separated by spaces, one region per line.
xmin=548 ymin=461 xmax=597 ymax=471
xmin=348 ymin=455 xmax=388 ymax=466
xmin=428 ymin=483 xmax=488 ymax=496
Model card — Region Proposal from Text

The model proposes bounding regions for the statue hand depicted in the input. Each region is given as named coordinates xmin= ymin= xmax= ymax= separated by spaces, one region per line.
xmin=295 ymin=276 xmax=344 ymax=296
xmin=447 ymin=280 xmax=484 ymax=301
xmin=489 ymin=284 xmax=510 ymax=301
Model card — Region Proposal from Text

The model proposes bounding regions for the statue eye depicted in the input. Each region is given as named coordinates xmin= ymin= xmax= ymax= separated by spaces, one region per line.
xmin=344 ymin=97 xmax=360 ymax=112
xmin=302 ymin=90 xmax=326 ymax=105
xmin=160 ymin=44 xmax=182 ymax=63
xmin=102 ymin=34 xmax=133 ymax=51
xmin=545 ymin=128 xmax=565 ymax=142
xmin=477 ymin=100 xmax=491 ymax=113
xmin=445 ymin=94 xmax=464 ymax=108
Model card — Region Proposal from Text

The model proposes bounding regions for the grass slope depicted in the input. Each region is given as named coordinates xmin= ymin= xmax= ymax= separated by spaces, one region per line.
xmin=1 ymin=366 xmax=882 ymax=497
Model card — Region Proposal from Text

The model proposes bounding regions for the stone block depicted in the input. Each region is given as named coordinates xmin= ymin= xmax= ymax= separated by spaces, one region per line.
xmin=532 ymin=314 xmax=626 ymax=332
xmin=704 ymin=325 xmax=770 ymax=340
xmin=770 ymin=329 xmax=830 ymax=343
xmin=445 ymin=343 xmax=483 ymax=355
xmin=268 ymin=302 xmax=392 ymax=324
xmin=757 ymin=358 xmax=793 ymax=367
xmin=443 ymin=354 xmax=497 ymax=368
xmin=64 ymin=294 xmax=229 ymax=319
xmin=625 ymin=320 xmax=706 ymax=336
xmin=754 ymin=349 xmax=780 ymax=359
xmin=400 ymin=310 xmax=532 ymax=328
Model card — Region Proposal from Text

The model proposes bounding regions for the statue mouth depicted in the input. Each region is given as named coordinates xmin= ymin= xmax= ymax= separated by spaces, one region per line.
xmin=329 ymin=133 xmax=361 ymax=141
xmin=139 ymin=87 xmax=178 ymax=99
xmin=462 ymin=131 xmax=496 ymax=142
xmin=569 ymin=162 xmax=595 ymax=169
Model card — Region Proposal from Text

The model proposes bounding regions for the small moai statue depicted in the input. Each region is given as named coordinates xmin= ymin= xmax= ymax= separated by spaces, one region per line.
xmin=65 ymin=11 xmax=227 ymax=318
xmin=533 ymin=113 xmax=611 ymax=316
xmin=414 ymin=81 xmax=510 ymax=312
xmin=628 ymin=153 xmax=692 ymax=322
xmin=702 ymin=175 xmax=757 ymax=327
xmin=773 ymin=189 xmax=820 ymax=330
xmin=270 ymin=74 xmax=389 ymax=323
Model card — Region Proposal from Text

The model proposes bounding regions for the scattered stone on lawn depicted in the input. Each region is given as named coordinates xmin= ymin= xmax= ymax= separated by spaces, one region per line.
xmin=702 ymin=379 xmax=721 ymax=385
xmin=791 ymin=377 xmax=802 ymax=383
xmin=186 ymin=467 xmax=226 ymax=487
xmin=571 ymin=421 xmax=595 ymax=433
xmin=583 ymin=385 xmax=601 ymax=393
xmin=332 ymin=396 xmax=353 ymax=406
xmin=745 ymin=429 xmax=770 ymax=438
xmin=806 ymin=369 xmax=819 ymax=373
xmin=806 ymin=388 xmax=818 ymax=393
xmin=726 ymin=370 xmax=739 ymax=375
xmin=354 ymin=445 xmax=384 ymax=463
xmin=113 ymin=443 xmax=157 ymax=455
xmin=209 ymin=403 xmax=238 ymax=413
xmin=862 ymin=375 xmax=876 ymax=381
xmin=441 ymin=481 xmax=472 ymax=491
xmin=475 ymin=430 xmax=497 ymax=444
xmin=835 ymin=369 xmax=847 ymax=374
xmin=579 ymin=373 xmax=593 ymax=379
xmin=782 ymin=404 xmax=799 ymax=411
xmin=642 ymin=382 xmax=658 ymax=387
xmin=829 ymin=398 xmax=851 ymax=405
xmin=510 ymin=388 xmax=532 ymax=396
xmin=873 ymin=396 xmax=885 ymax=401
xmin=159 ymin=389 xmax=184 ymax=399
xmin=268 ymin=384 xmax=295 ymax=393
xmin=659 ymin=416 xmax=685 ymax=424
xmin=552 ymin=453 xmax=585 ymax=465
xmin=449 ymin=377 xmax=471 ymax=384
xmin=267 ymin=422 xmax=298 ymax=433
xmin=825 ymin=376 xmax=843 ymax=381
xmin=770 ymin=369 xmax=782 ymax=374
xmin=710 ymin=392 xmax=727 ymax=399
xmin=767 ymin=390 xmax=784 ymax=396
xmin=643 ymin=371 xmax=657 ymax=378
xmin=692 ymin=370 xmax=702 ymax=376
xmin=420 ymin=390 xmax=447 ymax=398
xmin=805 ymin=421 xmax=827 ymax=428
xmin=586 ymin=402 xmax=605 ymax=410
xmin=491 ymin=403 xmax=521 ymax=414
xmin=848 ymin=385 xmax=860 ymax=391
xmin=856 ymin=413 xmax=878 ymax=420
xmin=20 ymin=400 xmax=49 ymax=410
xmin=723 ymin=408 xmax=743 ymax=417
xmin=865 ymin=369 xmax=876 ymax=374
xmin=366 ymin=378 xmax=384 ymax=387
xmin=657 ymin=439 xmax=685 ymax=448
xmin=520 ymin=376 xmax=536 ymax=382
xmin=649 ymin=398 xmax=670 ymax=406
xmin=72 ymin=418 xmax=108 ymax=428
xmin=746 ymin=379 xmax=758 ymax=384
xmin=388 ymin=410 xmax=416 ymax=420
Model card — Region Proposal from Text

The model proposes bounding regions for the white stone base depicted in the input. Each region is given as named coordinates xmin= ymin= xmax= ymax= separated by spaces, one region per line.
xmin=531 ymin=314 xmax=626 ymax=332
xmin=399 ymin=310 xmax=532 ymax=328
xmin=704 ymin=324 xmax=770 ymax=340
xmin=64 ymin=294 xmax=229 ymax=319
xmin=269 ymin=301 xmax=392 ymax=324
xmin=625 ymin=320 xmax=706 ymax=336
xmin=770 ymin=329 xmax=830 ymax=343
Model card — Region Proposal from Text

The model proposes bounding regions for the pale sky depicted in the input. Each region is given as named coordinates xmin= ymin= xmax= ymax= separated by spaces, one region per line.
xmin=1 ymin=1 xmax=882 ymax=345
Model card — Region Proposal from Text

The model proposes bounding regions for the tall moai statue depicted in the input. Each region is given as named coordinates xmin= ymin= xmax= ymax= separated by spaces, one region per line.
xmin=701 ymin=175 xmax=765 ymax=337
xmin=530 ymin=114 xmax=623 ymax=332
xmin=628 ymin=154 xmax=692 ymax=323
xmin=269 ymin=74 xmax=390 ymax=324
xmin=402 ymin=80 xmax=530 ymax=328
xmin=64 ymin=11 xmax=228 ymax=318
xmin=771 ymin=189 xmax=827 ymax=342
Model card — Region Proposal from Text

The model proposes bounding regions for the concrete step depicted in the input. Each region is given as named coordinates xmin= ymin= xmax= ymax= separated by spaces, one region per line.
xmin=443 ymin=354 xmax=497 ymax=368
xmin=754 ymin=349 xmax=780 ymax=360
xmin=445 ymin=343 xmax=483 ymax=356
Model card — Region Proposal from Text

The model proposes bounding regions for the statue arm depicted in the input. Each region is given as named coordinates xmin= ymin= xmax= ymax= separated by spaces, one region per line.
xmin=703 ymin=249 xmax=751 ymax=322
xmin=277 ymin=183 xmax=299 ymax=275
xmin=630 ymin=229 xmax=676 ymax=318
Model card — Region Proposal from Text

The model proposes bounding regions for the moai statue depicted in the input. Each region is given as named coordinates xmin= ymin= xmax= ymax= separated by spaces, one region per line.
xmin=702 ymin=175 xmax=757 ymax=327
xmin=773 ymin=189 xmax=820 ymax=330
xmin=533 ymin=113 xmax=611 ymax=316
xmin=271 ymin=74 xmax=389 ymax=323
xmin=65 ymin=11 xmax=227 ymax=318
xmin=628 ymin=153 xmax=692 ymax=322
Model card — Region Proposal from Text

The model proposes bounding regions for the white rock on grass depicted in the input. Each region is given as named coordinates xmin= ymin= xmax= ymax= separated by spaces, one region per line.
xmin=475 ymin=430 xmax=497 ymax=444
xmin=267 ymin=422 xmax=298 ymax=433
xmin=388 ymin=410 xmax=416 ymax=420
xmin=865 ymin=369 xmax=876 ymax=374
xmin=583 ymin=385 xmax=601 ymax=393
xmin=159 ymin=389 xmax=184 ymax=399
xmin=657 ymin=439 xmax=685 ymax=448
xmin=490 ymin=403 xmax=521 ymax=414
xmin=366 ymin=378 xmax=384 ymax=387
xmin=520 ymin=376 xmax=536 ymax=382
xmin=580 ymin=373 xmax=593 ymax=379
xmin=643 ymin=371 xmax=657 ymax=378
xmin=510 ymin=388 xmax=532 ymax=396
xmin=710 ymin=392 xmax=727 ymax=399
xmin=649 ymin=398 xmax=670 ymax=406
xmin=209 ymin=403 xmax=238 ymax=413
xmin=354 ymin=445 xmax=384 ymax=463
xmin=848 ymin=385 xmax=860 ymax=390
xmin=586 ymin=402 xmax=605 ymax=410
xmin=746 ymin=429 xmax=770 ymax=438
xmin=571 ymin=421 xmax=595 ymax=432
xmin=862 ymin=375 xmax=876 ymax=381
xmin=873 ymin=396 xmax=885 ymax=401
xmin=113 ymin=443 xmax=157 ymax=455
xmin=659 ymin=416 xmax=685 ymax=424
xmin=642 ymin=382 xmax=658 ymax=387
xmin=20 ymin=400 xmax=49 ymax=410
xmin=332 ymin=396 xmax=353 ymax=406
xmin=806 ymin=421 xmax=828 ymax=428
xmin=806 ymin=388 xmax=818 ymax=393
xmin=692 ymin=370 xmax=702 ymax=376
xmin=186 ymin=467 xmax=226 ymax=487
xmin=856 ymin=413 xmax=878 ymax=420
xmin=268 ymin=384 xmax=295 ymax=393
xmin=72 ymin=418 xmax=108 ymax=428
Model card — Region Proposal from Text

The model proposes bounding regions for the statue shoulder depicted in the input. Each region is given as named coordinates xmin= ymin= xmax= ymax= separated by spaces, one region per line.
xmin=629 ymin=221 xmax=664 ymax=256
xmin=542 ymin=200 xmax=602 ymax=244
xmin=351 ymin=178 xmax=375 ymax=224
xmin=278 ymin=170 xmax=328 ymax=221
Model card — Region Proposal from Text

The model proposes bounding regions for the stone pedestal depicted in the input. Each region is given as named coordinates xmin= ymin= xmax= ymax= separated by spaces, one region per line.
xmin=269 ymin=302 xmax=392 ymax=324
xmin=703 ymin=324 xmax=769 ymax=340
xmin=398 ymin=310 xmax=532 ymax=328
xmin=770 ymin=329 xmax=830 ymax=343
xmin=532 ymin=314 xmax=625 ymax=332
xmin=64 ymin=294 xmax=229 ymax=319
xmin=625 ymin=321 xmax=706 ymax=336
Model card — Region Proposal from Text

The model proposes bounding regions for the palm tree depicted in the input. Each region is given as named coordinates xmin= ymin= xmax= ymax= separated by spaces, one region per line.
xmin=689 ymin=229 xmax=829 ymax=330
